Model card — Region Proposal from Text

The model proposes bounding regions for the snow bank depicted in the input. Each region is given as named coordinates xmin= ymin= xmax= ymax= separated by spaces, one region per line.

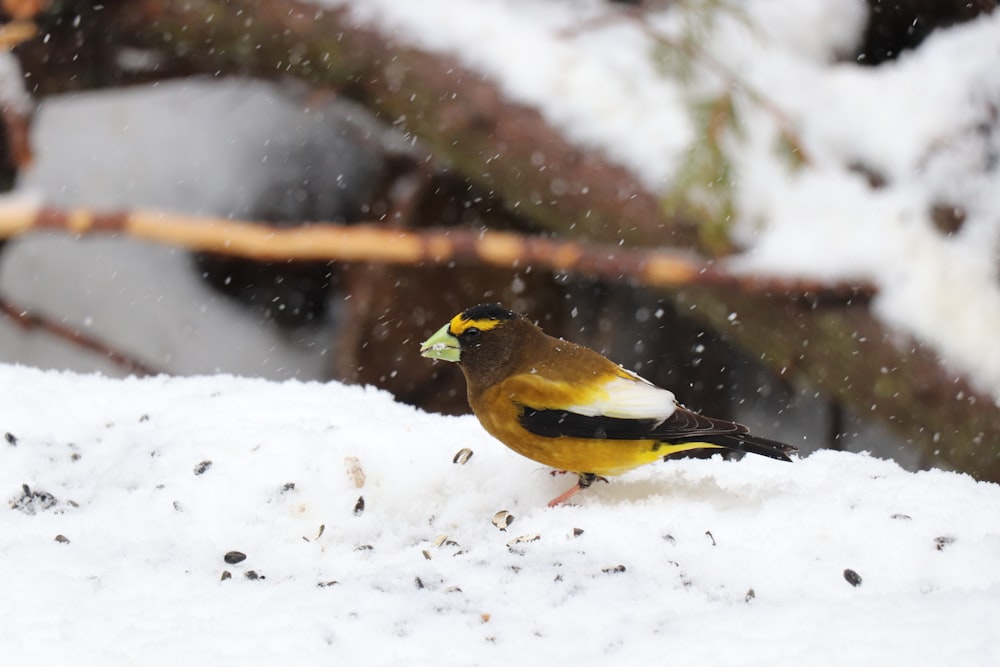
xmin=2 ymin=365 xmax=997 ymax=664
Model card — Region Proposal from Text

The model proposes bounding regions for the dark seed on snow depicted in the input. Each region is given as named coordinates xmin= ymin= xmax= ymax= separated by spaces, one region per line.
xmin=572 ymin=528 xmax=584 ymax=537
xmin=745 ymin=588 xmax=755 ymax=602
xmin=4 ymin=432 xmax=16 ymax=445
xmin=193 ymin=460 xmax=213 ymax=475
xmin=935 ymin=536 xmax=955 ymax=551
xmin=54 ymin=534 xmax=70 ymax=544
xmin=354 ymin=496 xmax=365 ymax=515
xmin=602 ymin=565 xmax=627 ymax=574
xmin=221 ymin=570 xmax=232 ymax=581
xmin=224 ymin=551 xmax=247 ymax=564
xmin=843 ymin=568 xmax=863 ymax=587
xmin=244 ymin=570 xmax=263 ymax=580
xmin=11 ymin=484 xmax=57 ymax=514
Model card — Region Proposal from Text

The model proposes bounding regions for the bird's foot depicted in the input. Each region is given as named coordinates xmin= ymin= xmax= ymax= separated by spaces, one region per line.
xmin=547 ymin=484 xmax=583 ymax=507
xmin=546 ymin=472 xmax=608 ymax=507
xmin=577 ymin=472 xmax=608 ymax=488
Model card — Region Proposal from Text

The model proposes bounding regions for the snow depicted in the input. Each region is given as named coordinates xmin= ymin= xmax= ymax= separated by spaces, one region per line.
xmin=4 ymin=11 xmax=999 ymax=658
xmin=0 ymin=234 xmax=331 ymax=378
xmin=3 ymin=364 xmax=999 ymax=665
xmin=0 ymin=52 xmax=32 ymax=115
xmin=323 ymin=0 xmax=1000 ymax=400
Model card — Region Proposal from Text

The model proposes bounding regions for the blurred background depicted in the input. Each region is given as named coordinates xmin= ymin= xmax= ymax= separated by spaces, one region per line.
xmin=1 ymin=0 xmax=998 ymax=478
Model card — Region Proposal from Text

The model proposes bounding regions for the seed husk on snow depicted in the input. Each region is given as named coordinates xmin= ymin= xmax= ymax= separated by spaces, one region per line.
xmin=344 ymin=456 xmax=366 ymax=488
xmin=303 ymin=524 xmax=326 ymax=542
xmin=452 ymin=448 xmax=474 ymax=464
xmin=506 ymin=534 xmax=540 ymax=548
xmin=491 ymin=510 xmax=514 ymax=531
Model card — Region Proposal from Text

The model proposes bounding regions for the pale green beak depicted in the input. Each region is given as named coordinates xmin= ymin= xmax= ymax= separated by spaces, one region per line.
xmin=420 ymin=323 xmax=461 ymax=363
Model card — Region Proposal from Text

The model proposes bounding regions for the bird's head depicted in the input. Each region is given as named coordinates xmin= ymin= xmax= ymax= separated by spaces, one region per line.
xmin=420 ymin=303 xmax=518 ymax=364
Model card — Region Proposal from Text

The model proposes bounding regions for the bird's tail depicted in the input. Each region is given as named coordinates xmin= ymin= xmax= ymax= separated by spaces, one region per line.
xmin=698 ymin=433 xmax=797 ymax=462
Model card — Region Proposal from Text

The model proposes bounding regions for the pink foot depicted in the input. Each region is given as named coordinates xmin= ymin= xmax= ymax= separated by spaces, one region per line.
xmin=547 ymin=483 xmax=583 ymax=507
xmin=546 ymin=473 xmax=607 ymax=507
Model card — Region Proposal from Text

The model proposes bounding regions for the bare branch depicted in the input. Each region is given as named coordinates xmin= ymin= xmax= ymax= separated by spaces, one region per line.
xmin=0 ymin=295 xmax=160 ymax=376
xmin=0 ymin=201 xmax=873 ymax=300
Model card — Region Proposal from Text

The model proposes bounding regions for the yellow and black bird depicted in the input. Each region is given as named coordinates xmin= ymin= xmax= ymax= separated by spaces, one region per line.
xmin=420 ymin=303 xmax=795 ymax=506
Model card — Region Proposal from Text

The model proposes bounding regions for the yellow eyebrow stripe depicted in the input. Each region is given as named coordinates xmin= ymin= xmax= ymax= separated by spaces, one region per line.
xmin=449 ymin=313 xmax=504 ymax=335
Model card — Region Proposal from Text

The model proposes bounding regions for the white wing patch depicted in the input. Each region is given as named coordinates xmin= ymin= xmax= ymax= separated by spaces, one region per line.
xmin=564 ymin=370 xmax=676 ymax=421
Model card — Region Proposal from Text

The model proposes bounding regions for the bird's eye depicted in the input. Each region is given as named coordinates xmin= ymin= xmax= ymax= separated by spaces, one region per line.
xmin=463 ymin=327 xmax=481 ymax=342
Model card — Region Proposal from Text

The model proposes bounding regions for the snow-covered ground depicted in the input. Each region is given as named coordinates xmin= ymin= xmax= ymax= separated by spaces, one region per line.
xmin=2 ymin=364 xmax=999 ymax=665
xmin=2 ymin=6 xmax=999 ymax=660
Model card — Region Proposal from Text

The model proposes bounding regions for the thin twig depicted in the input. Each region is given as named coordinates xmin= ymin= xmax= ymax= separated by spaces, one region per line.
xmin=0 ymin=295 xmax=160 ymax=375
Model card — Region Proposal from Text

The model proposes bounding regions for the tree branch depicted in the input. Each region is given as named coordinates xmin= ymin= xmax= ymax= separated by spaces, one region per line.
xmin=0 ymin=201 xmax=871 ymax=299
xmin=0 ymin=294 xmax=160 ymax=375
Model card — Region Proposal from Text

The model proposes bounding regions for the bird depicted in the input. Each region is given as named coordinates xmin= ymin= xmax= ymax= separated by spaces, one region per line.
xmin=420 ymin=303 xmax=796 ymax=506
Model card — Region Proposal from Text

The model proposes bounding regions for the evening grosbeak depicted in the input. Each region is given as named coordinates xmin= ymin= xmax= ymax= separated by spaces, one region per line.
xmin=420 ymin=303 xmax=795 ymax=506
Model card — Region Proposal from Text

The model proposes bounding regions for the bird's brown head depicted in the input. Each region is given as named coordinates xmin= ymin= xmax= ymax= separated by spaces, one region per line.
xmin=420 ymin=303 xmax=539 ymax=391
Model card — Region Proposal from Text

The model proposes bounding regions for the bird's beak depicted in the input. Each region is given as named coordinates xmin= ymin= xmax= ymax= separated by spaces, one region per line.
xmin=420 ymin=323 xmax=461 ymax=362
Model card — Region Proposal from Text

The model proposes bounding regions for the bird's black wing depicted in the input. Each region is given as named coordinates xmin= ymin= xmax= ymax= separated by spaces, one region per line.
xmin=519 ymin=405 xmax=795 ymax=462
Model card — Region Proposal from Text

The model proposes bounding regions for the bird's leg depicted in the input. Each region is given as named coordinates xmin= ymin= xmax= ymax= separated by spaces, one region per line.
xmin=546 ymin=472 xmax=607 ymax=507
